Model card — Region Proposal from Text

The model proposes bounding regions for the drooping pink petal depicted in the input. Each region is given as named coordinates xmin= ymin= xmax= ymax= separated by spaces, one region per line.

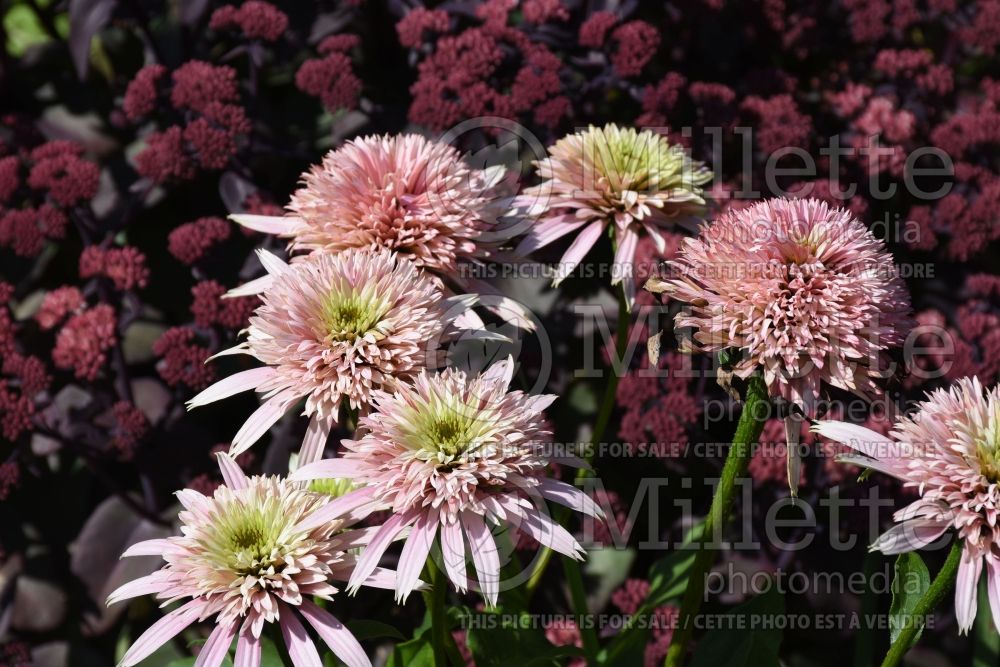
xmin=552 ymin=220 xmax=604 ymax=287
xmin=299 ymin=600 xmax=372 ymax=667
xmin=120 ymin=538 xmax=177 ymax=558
xmin=347 ymin=512 xmax=413 ymax=594
xmin=536 ymin=478 xmax=605 ymax=520
xmin=294 ymin=487 xmax=376 ymax=532
xmin=224 ymin=274 xmax=273 ymax=298
xmin=987 ymin=557 xmax=1000 ymax=635
xmin=118 ymin=600 xmax=203 ymax=667
xmin=194 ymin=620 xmax=238 ymax=667
xmin=462 ymin=511 xmax=500 ymax=606
xmin=956 ymin=549 xmax=982 ymax=633
xmin=279 ymin=609 xmax=323 ymax=667
xmin=395 ymin=511 xmax=438 ymax=603
xmin=230 ymin=396 xmax=292 ymax=456
xmin=516 ymin=214 xmax=589 ymax=255
xmin=233 ymin=627 xmax=261 ymax=667
xmin=216 ymin=452 xmax=248 ymax=490
xmin=298 ymin=413 xmax=335 ymax=466
xmin=440 ymin=520 xmax=468 ymax=593
xmin=107 ymin=572 xmax=168 ymax=606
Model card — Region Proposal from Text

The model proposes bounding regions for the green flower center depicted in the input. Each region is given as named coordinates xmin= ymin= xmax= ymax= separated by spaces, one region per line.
xmin=322 ymin=290 xmax=390 ymax=342
xmin=976 ymin=404 xmax=1000 ymax=483
xmin=210 ymin=503 xmax=287 ymax=576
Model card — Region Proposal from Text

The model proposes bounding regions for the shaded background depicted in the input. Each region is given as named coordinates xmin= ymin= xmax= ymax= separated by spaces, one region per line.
xmin=0 ymin=0 xmax=998 ymax=665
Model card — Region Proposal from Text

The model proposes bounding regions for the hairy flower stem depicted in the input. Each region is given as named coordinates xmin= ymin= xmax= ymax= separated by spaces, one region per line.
xmin=665 ymin=375 xmax=769 ymax=667
xmin=524 ymin=288 xmax=630 ymax=601
xmin=880 ymin=541 xmax=962 ymax=667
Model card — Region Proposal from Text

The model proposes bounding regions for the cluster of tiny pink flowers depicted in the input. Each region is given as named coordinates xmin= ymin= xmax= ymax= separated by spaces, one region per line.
xmin=52 ymin=304 xmax=117 ymax=381
xmin=295 ymin=35 xmax=363 ymax=113
xmin=152 ymin=327 xmax=217 ymax=390
xmin=168 ymin=216 xmax=231 ymax=265
xmin=209 ymin=1 xmax=288 ymax=41
xmin=79 ymin=245 xmax=149 ymax=291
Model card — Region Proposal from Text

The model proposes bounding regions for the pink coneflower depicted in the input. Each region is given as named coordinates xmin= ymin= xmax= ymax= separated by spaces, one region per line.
xmin=108 ymin=453 xmax=390 ymax=667
xmin=230 ymin=133 xmax=507 ymax=281
xmin=648 ymin=198 xmax=912 ymax=493
xmin=814 ymin=377 xmax=1000 ymax=634
xmin=518 ymin=124 xmax=711 ymax=307
xmin=290 ymin=359 xmax=602 ymax=605
xmin=189 ymin=247 xmax=466 ymax=463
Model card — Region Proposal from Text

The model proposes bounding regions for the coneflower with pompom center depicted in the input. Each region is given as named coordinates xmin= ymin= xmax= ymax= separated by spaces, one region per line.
xmin=517 ymin=124 xmax=711 ymax=307
xmin=290 ymin=359 xmax=602 ymax=606
xmin=107 ymin=454 xmax=402 ymax=667
xmin=815 ymin=377 xmax=1000 ymax=635
xmin=188 ymin=247 xmax=471 ymax=463
xmin=647 ymin=197 xmax=912 ymax=493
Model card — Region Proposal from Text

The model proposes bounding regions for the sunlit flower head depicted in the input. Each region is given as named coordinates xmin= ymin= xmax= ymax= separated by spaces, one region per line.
xmin=108 ymin=454 xmax=396 ymax=667
xmin=648 ymin=197 xmax=912 ymax=493
xmin=188 ymin=247 xmax=467 ymax=462
xmin=518 ymin=124 xmax=711 ymax=306
xmin=231 ymin=133 xmax=507 ymax=278
xmin=814 ymin=377 xmax=1000 ymax=635
xmin=290 ymin=359 xmax=602 ymax=606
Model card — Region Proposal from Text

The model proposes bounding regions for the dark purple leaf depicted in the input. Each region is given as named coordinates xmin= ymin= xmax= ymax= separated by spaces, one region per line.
xmin=68 ymin=0 xmax=116 ymax=79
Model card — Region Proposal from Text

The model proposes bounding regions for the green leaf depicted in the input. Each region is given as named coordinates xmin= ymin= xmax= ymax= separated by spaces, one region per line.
xmin=689 ymin=586 xmax=785 ymax=667
xmin=643 ymin=523 xmax=706 ymax=610
xmin=973 ymin=576 xmax=1000 ymax=667
xmin=346 ymin=619 xmax=406 ymax=642
xmin=385 ymin=636 xmax=435 ymax=667
xmin=888 ymin=552 xmax=930 ymax=647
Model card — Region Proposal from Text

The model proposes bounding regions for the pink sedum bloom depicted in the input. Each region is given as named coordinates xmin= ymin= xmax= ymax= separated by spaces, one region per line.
xmin=517 ymin=124 xmax=711 ymax=307
xmin=649 ymin=198 xmax=912 ymax=493
xmin=814 ymin=377 xmax=1000 ymax=634
xmin=188 ymin=247 xmax=469 ymax=463
xmin=290 ymin=359 xmax=603 ymax=605
xmin=107 ymin=453 xmax=401 ymax=667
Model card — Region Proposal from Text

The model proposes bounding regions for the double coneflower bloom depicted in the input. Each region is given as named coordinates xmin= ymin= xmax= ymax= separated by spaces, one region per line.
xmin=648 ymin=197 xmax=912 ymax=493
xmin=816 ymin=377 xmax=1000 ymax=634
xmin=109 ymin=454 xmax=392 ymax=667
xmin=291 ymin=358 xmax=601 ymax=605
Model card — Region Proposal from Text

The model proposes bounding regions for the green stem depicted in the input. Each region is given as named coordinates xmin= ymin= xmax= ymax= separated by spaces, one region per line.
xmin=524 ymin=288 xmax=630 ymax=600
xmin=880 ymin=541 xmax=963 ymax=667
xmin=664 ymin=375 xmax=769 ymax=667
xmin=564 ymin=556 xmax=600 ymax=666
xmin=422 ymin=561 xmax=449 ymax=667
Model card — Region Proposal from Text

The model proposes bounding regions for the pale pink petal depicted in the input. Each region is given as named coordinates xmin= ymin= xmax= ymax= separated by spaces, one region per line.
xmin=516 ymin=214 xmax=589 ymax=255
xmin=440 ymin=520 xmax=468 ymax=593
xmin=811 ymin=421 xmax=898 ymax=464
xmin=785 ymin=414 xmax=803 ymax=496
xmin=119 ymin=600 xmax=203 ymax=667
xmin=294 ymin=487 xmax=376 ymax=532
xmin=300 ymin=599 xmax=372 ymax=667
xmin=230 ymin=397 xmax=292 ymax=457
xmin=536 ymin=478 xmax=605 ymax=520
xmin=395 ymin=512 xmax=437 ymax=603
xmin=347 ymin=512 xmax=413 ymax=594
xmin=120 ymin=538 xmax=176 ymax=558
xmin=552 ymin=220 xmax=604 ymax=286
xmin=106 ymin=572 xmax=166 ymax=606
xmin=194 ymin=621 xmax=237 ymax=667
xmin=255 ymin=248 xmax=291 ymax=276
xmin=224 ymin=275 xmax=273 ymax=298
xmin=480 ymin=355 xmax=515 ymax=390
xmin=229 ymin=214 xmax=302 ymax=235
xmin=289 ymin=457 xmax=362 ymax=482
xmin=871 ymin=519 xmax=950 ymax=555
xmin=611 ymin=226 xmax=638 ymax=286
xmin=500 ymin=499 xmax=584 ymax=560
xmin=956 ymin=549 xmax=982 ymax=634
xmin=462 ymin=511 xmax=500 ymax=606
xmin=186 ymin=367 xmax=276 ymax=409
xmin=233 ymin=625 xmax=261 ymax=667
xmin=298 ymin=413 xmax=335 ymax=466
xmin=216 ymin=452 xmax=249 ymax=491
xmin=279 ymin=609 xmax=323 ymax=667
